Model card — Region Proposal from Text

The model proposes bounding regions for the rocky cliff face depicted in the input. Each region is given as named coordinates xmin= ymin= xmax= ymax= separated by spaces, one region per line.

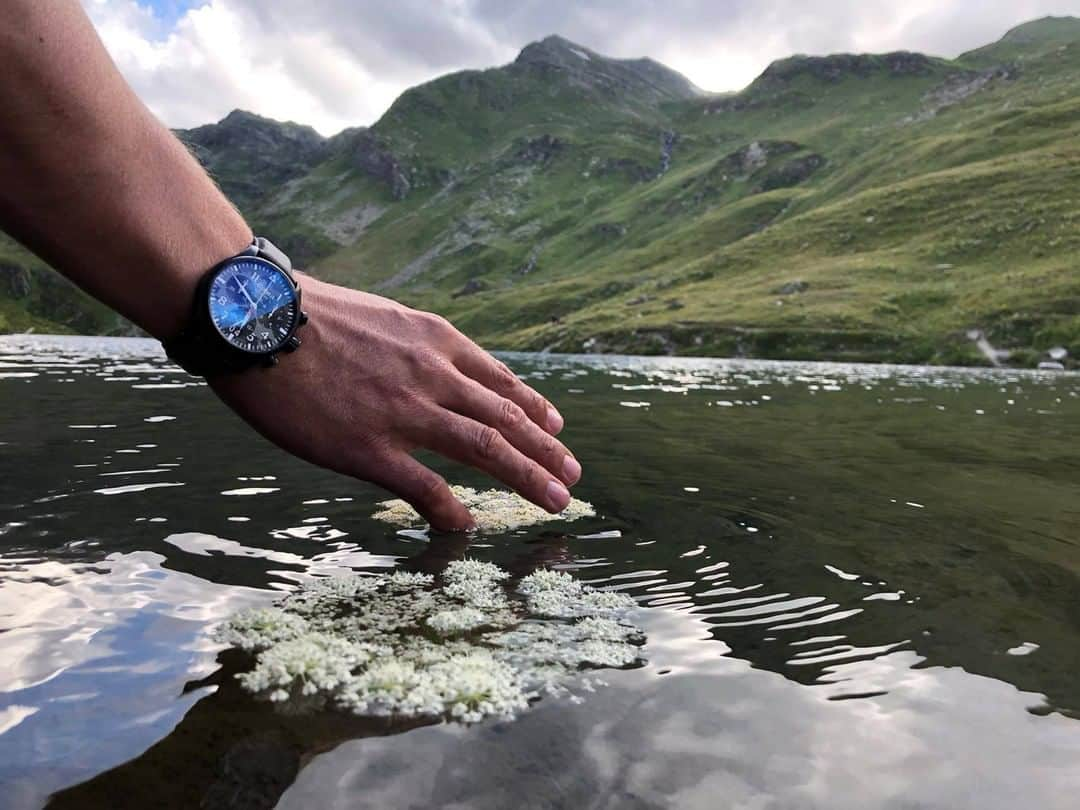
xmin=706 ymin=51 xmax=952 ymax=114
xmin=906 ymin=65 xmax=1017 ymax=122
xmin=758 ymin=52 xmax=939 ymax=84
xmin=0 ymin=260 xmax=31 ymax=299
xmin=331 ymin=128 xmax=413 ymax=200
xmin=178 ymin=110 xmax=329 ymax=209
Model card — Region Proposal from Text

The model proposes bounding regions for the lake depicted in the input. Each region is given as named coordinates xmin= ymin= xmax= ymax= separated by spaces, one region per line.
xmin=1 ymin=334 xmax=1078 ymax=810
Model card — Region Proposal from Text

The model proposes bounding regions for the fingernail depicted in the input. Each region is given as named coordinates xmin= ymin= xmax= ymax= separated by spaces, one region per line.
xmin=562 ymin=454 xmax=582 ymax=485
xmin=546 ymin=406 xmax=564 ymax=434
xmin=546 ymin=479 xmax=571 ymax=512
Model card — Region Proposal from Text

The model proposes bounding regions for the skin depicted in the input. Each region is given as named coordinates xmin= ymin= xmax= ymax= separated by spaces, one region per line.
xmin=0 ymin=1 xmax=580 ymax=530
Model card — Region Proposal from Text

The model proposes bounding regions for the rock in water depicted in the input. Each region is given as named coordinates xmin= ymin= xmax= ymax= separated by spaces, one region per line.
xmin=372 ymin=485 xmax=596 ymax=533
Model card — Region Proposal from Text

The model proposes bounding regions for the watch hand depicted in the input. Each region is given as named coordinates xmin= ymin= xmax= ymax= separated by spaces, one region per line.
xmin=232 ymin=271 xmax=258 ymax=309
xmin=252 ymin=281 xmax=272 ymax=311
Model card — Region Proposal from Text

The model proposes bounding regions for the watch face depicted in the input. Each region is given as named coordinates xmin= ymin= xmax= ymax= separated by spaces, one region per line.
xmin=207 ymin=258 xmax=299 ymax=354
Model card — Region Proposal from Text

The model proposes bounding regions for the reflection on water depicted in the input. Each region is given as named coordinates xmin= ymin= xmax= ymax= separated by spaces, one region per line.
xmin=1 ymin=335 xmax=1079 ymax=809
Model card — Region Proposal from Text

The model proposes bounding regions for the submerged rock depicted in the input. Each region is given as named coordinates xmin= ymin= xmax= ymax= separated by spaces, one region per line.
xmin=215 ymin=559 xmax=644 ymax=724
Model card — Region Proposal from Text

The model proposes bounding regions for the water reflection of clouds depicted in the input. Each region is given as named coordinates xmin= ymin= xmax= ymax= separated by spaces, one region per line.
xmin=0 ymin=550 xmax=268 ymax=806
xmin=279 ymin=610 xmax=1080 ymax=810
xmin=0 ymin=534 xmax=399 ymax=808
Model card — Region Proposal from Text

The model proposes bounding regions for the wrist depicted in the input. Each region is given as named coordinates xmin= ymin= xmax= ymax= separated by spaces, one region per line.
xmin=139 ymin=210 xmax=252 ymax=341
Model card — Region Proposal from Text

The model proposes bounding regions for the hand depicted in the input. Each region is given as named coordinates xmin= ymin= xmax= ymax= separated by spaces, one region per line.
xmin=209 ymin=277 xmax=581 ymax=531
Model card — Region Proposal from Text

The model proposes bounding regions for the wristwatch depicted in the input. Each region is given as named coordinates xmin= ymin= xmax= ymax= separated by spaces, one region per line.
xmin=163 ymin=237 xmax=309 ymax=376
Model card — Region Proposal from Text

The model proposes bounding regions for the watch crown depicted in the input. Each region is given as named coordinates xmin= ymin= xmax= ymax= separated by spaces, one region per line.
xmin=284 ymin=335 xmax=302 ymax=352
xmin=298 ymin=311 xmax=309 ymax=326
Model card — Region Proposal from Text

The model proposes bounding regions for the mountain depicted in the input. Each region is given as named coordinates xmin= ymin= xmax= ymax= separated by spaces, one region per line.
xmin=181 ymin=110 xmax=330 ymax=210
xmin=961 ymin=16 xmax=1080 ymax=65
xmin=2 ymin=20 xmax=1078 ymax=367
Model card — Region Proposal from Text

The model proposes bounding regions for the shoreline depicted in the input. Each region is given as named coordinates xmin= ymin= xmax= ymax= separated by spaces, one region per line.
xmin=2 ymin=332 xmax=1074 ymax=374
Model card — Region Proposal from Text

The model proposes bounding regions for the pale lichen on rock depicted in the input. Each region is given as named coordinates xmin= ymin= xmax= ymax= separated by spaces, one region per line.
xmin=372 ymin=485 xmax=596 ymax=533
xmin=215 ymin=558 xmax=643 ymax=725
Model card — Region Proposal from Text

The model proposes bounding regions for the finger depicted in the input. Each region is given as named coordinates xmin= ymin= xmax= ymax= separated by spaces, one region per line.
xmin=418 ymin=409 xmax=572 ymax=513
xmin=367 ymin=451 xmax=474 ymax=532
xmin=452 ymin=346 xmax=564 ymax=435
xmin=439 ymin=372 xmax=581 ymax=486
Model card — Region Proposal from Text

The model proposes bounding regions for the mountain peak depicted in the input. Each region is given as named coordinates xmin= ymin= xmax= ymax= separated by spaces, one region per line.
xmin=515 ymin=35 xmax=600 ymax=67
xmin=195 ymin=109 xmax=327 ymax=144
xmin=513 ymin=34 xmax=701 ymax=101
xmin=219 ymin=108 xmax=264 ymax=125
xmin=176 ymin=109 xmax=329 ymax=211
xmin=960 ymin=15 xmax=1080 ymax=65
xmin=1000 ymin=15 xmax=1080 ymax=44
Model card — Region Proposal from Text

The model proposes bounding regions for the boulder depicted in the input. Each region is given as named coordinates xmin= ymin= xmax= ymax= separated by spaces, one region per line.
xmin=452 ymin=278 xmax=489 ymax=298
xmin=0 ymin=260 xmax=32 ymax=299
xmin=774 ymin=280 xmax=810 ymax=295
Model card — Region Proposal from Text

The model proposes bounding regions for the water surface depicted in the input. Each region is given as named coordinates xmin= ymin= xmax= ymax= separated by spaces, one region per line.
xmin=1 ymin=335 xmax=1079 ymax=809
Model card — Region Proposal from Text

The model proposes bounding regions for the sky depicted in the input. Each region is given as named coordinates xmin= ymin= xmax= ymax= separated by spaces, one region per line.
xmin=83 ymin=0 xmax=1080 ymax=136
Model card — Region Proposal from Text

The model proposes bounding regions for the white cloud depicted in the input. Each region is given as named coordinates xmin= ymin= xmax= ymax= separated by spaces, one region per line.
xmin=82 ymin=0 xmax=1080 ymax=136
xmin=83 ymin=0 xmax=441 ymax=134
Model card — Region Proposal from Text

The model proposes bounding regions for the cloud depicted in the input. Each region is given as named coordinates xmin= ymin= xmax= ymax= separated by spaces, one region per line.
xmin=83 ymin=0 xmax=1080 ymax=135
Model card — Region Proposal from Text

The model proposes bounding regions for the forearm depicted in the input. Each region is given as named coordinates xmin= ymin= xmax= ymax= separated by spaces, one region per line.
xmin=0 ymin=0 xmax=250 ymax=339
xmin=0 ymin=1 xmax=580 ymax=529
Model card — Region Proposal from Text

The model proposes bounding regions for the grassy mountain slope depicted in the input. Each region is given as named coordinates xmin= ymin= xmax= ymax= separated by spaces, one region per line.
xmin=0 ymin=233 xmax=128 ymax=335
xmin=2 ymin=19 xmax=1078 ymax=365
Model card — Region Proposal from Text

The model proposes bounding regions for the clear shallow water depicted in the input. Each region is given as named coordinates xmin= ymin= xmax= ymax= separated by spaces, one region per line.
xmin=1 ymin=335 xmax=1079 ymax=810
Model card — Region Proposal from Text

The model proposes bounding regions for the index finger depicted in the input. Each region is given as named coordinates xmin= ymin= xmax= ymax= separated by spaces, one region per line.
xmin=363 ymin=450 xmax=475 ymax=532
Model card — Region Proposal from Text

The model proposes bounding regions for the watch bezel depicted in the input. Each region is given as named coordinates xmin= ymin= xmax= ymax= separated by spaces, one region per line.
xmin=206 ymin=256 xmax=301 ymax=356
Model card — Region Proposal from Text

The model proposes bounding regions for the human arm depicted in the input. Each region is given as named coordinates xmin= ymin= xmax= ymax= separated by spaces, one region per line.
xmin=0 ymin=0 xmax=580 ymax=530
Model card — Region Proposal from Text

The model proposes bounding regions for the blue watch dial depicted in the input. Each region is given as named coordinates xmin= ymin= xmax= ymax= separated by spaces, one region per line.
xmin=207 ymin=258 xmax=299 ymax=353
